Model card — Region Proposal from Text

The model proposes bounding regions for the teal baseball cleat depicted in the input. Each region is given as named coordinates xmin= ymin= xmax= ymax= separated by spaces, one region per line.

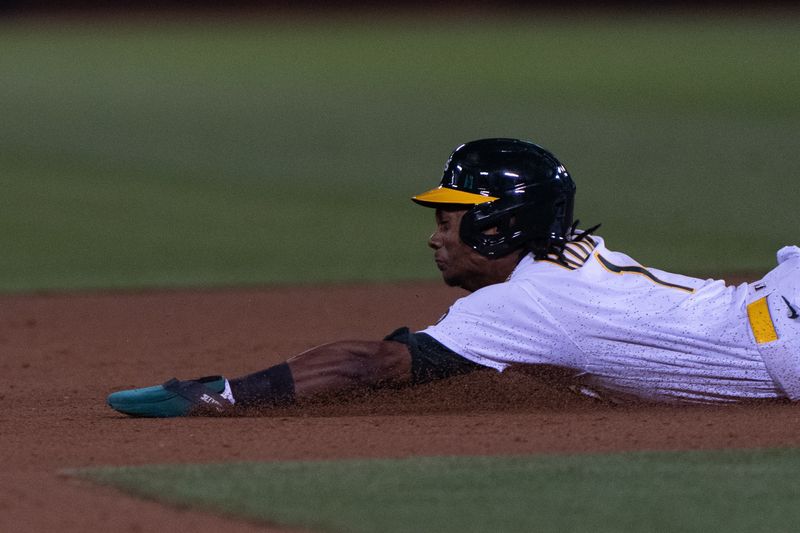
xmin=107 ymin=375 xmax=232 ymax=417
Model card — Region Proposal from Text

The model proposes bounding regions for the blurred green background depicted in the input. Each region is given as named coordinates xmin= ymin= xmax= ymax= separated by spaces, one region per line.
xmin=1 ymin=13 xmax=797 ymax=292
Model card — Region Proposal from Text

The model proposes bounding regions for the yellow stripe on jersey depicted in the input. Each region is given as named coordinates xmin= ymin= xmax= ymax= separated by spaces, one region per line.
xmin=571 ymin=240 xmax=592 ymax=257
xmin=595 ymin=253 xmax=695 ymax=293
xmin=564 ymin=245 xmax=589 ymax=262
xmin=540 ymin=236 xmax=597 ymax=269
xmin=747 ymin=297 xmax=778 ymax=344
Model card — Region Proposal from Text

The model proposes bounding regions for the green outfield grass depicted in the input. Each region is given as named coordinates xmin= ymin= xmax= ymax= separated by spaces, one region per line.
xmin=2 ymin=14 xmax=798 ymax=292
xmin=76 ymin=448 xmax=800 ymax=532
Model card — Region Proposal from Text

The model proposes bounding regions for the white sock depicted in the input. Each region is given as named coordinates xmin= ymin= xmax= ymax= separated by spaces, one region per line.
xmin=220 ymin=378 xmax=236 ymax=405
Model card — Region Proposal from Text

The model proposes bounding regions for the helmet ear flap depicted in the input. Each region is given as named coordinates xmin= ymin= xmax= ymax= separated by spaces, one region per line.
xmin=459 ymin=200 xmax=525 ymax=258
xmin=459 ymin=180 xmax=575 ymax=258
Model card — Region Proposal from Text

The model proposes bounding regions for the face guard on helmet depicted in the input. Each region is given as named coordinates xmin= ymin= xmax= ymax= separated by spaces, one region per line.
xmin=412 ymin=138 xmax=576 ymax=258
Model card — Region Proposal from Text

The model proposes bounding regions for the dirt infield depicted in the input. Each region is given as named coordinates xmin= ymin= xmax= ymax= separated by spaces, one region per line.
xmin=3 ymin=282 xmax=800 ymax=532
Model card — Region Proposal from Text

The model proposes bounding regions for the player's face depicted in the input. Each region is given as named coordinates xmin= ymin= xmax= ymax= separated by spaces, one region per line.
xmin=428 ymin=208 xmax=519 ymax=292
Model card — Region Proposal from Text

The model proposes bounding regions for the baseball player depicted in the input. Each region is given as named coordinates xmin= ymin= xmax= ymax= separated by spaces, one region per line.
xmin=108 ymin=138 xmax=800 ymax=416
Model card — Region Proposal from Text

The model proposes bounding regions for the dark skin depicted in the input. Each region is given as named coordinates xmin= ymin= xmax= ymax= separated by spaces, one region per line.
xmin=289 ymin=206 xmax=522 ymax=399
xmin=429 ymin=207 xmax=523 ymax=292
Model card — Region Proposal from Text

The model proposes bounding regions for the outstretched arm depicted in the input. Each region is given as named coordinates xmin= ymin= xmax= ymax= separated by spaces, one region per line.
xmin=288 ymin=340 xmax=412 ymax=397
xmin=107 ymin=329 xmax=484 ymax=416
xmin=228 ymin=339 xmax=412 ymax=408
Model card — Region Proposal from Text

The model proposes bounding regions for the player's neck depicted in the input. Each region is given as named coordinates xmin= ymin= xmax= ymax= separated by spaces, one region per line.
xmin=461 ymin=251 xmax=525 ymax=292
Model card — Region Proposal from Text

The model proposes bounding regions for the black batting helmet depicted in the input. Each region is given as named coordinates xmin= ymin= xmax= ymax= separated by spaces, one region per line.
xmin=412 ymin=138 xmax=576 ymax=258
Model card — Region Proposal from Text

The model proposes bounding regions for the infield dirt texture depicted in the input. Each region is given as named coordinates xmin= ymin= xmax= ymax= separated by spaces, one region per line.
xmin=5 ymin=280 xmax=800 ymax=531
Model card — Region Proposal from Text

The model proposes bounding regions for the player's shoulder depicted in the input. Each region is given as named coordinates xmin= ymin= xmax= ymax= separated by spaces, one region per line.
xmin=446 ymin=237 xmax=609 ymax=314
xmin=457 ymin=235 xmax=613 ymax=304
xmin=510 ymin=235 xmax=607 ymax=280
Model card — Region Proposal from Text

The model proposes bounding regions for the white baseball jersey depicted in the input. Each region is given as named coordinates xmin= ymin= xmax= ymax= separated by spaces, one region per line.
xmin=422 ymin=236 xmax=800 ymax=404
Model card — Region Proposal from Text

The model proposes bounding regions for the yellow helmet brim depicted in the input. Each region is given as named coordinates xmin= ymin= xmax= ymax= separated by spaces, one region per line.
xmin=412 ymin=186 xmax=498 ymax=207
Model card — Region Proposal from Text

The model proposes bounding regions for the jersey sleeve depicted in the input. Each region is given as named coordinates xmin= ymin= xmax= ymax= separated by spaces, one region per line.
xmin=384 ymin=327 xmax=486 ymax=383
xmin=420 ymin=281 xmax=581 ymax=372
